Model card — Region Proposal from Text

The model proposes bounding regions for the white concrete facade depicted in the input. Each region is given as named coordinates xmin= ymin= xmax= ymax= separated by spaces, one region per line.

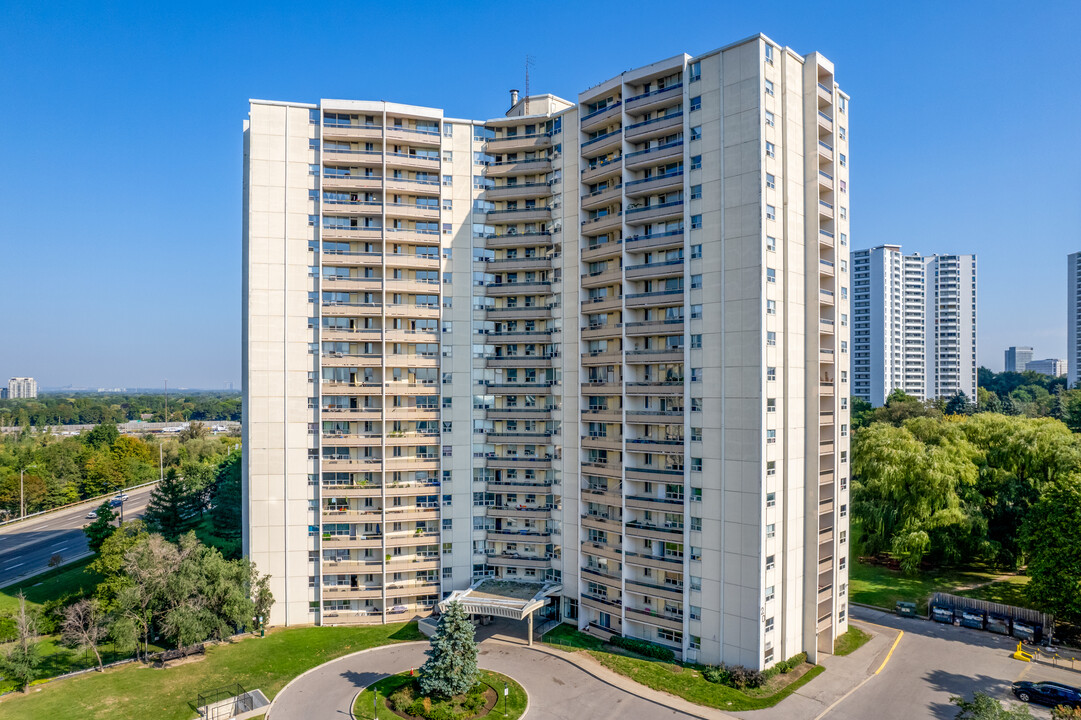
xmin=243 ymin=33 xmax=849 ymax=669
xmin=7 ymin=377 xmax=37 ymax=399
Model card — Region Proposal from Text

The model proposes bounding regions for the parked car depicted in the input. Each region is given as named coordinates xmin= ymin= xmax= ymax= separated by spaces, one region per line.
xmin=1012 ymin=681 xmax=1081 ymax=708
xmin=85 ymin=510 xmax=97 ymax=519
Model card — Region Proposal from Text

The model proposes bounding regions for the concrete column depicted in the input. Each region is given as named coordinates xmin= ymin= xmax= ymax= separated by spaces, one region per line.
xmin=527 ymin=613 xmax=534 ymax=646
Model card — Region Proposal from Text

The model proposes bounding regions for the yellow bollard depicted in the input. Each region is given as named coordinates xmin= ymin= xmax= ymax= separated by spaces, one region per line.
xmin=1013 ymin=642 xmax=1033 ymax=662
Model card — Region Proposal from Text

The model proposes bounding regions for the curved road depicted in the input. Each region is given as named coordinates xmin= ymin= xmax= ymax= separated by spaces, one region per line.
xmin=0 ymin=484 xmax=156 ymax=586
xmin=268 ymin=638 xmax=700 ymax=720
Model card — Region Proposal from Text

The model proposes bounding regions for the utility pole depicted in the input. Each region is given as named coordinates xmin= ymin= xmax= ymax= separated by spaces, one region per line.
xmin=19 ymin=467 xmax=24 ymax=519
xmin=164 ymin=379 xmax=168 ymax=431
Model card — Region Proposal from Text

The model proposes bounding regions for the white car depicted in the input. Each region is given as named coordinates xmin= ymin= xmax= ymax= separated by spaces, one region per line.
xmin=85 ymin=510 xmax=98 ymax=519
xmin=114 ymin=493 xmax=129 ymax=501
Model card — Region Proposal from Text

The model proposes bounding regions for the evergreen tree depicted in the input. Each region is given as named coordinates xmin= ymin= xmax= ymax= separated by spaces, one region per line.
xmin=418 ymin=601 xmax=479 ymax=698
xmin=945 ymin=391 xmax=973 ymax=416
xmin=84 ymin=501 xmax=117 ymax=553
xmin=144 ymin=468 xmax=194 ymax=540
xmin=210 ymin=452 xmax=242 ymax=538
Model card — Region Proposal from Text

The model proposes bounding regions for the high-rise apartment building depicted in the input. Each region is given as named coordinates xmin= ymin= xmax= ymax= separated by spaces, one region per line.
xmin=1025 ymin=358 xmax=1066 ymax=377
xmin=7 ymin=377 xmax=37 ymax=399
xmin=1069 ymin=252 xmax=1081 ymax=388
xmin=243 ymin=34 xmax=851 ymax=669
xmin=851 ymin=247 xmax=976 ymax=403
xmin=1004 ymin=346 xmax=1034 ymax=374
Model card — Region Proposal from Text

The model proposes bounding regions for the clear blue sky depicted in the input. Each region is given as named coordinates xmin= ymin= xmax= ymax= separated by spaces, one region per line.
xmin=1 ymin=0 xmax=1078 ymax=388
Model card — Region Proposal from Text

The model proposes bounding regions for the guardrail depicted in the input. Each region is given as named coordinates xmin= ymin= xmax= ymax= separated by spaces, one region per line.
xmin=0 ymin=479 xmax=160 ymax=529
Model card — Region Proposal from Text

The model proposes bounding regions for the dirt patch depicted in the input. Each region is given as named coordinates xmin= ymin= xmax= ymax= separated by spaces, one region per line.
xmin=751 ymin=662 xmax=814 ymax=696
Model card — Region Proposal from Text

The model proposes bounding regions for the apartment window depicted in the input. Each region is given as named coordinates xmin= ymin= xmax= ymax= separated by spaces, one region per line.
xmin=767 ymin=366 xmax=776 ymax=381
xmin=840 ymin=206 xmax=848 ymax=220
xmin=442 ymin=518 xmax=453 ymax=530
xmin=840 ymin=503 xmax=848 ymax=518
xmin=308 ymin=214 xmax=317 ymax=227
xmin=691 ymin=368 xmax=702 ymax=382
xmin=442 ymin=567 xmax=453 ymax=579
xmin=839 ymin=125 xmax=847 ymax=140
xmin=765 ymin=109 xmax=775 ymax=127
xmin=764 ymin=44 xmax=774 ymax=63
xmin=840 ymin=530 xmax=847 ymax=544
xmin=840 ymin=370 xmax=848 ymax=383
xmin=764 ymin=79 xmax=775 ymax=96
xmin=765 ymin=141 xmax=775 ymax=158
xmin=442 ymin=445 xmax=453 ymax=457
xmin=691 ymin=274 xmax=703 ymax=288
xmin=766 ymin=236 xmax=776 ymax=251
xmin=841 ymin=450 xmax=848 ymax=464
xmin=691 ymin=427 xmax=702 ymax=442
xmin=766 ymin=267 xmax=776 ymax=283
xmin=442 ymin=372 xmax=453 ymax=384
xmin=309 ymin=108 xmax=319 ymax=124
xmin=308 ymin=164 xmax=320 ymax=176
xmin=766 ymin=429 xmax=776 ymax=444
xmin=766 ymin=491 xmax=776 ymax=508
xmin=840 ymin=232 xmax=848 ymax=246
xmin=689 ymin=125 xmax=702 ymax=141
xmin=691 ymin=398 xmax=703 ymax=412
xmin=766 ymin=555 xmax=775 ymax=571
xmin=766 ymin=523 xmax=777 ymax=539
xmin=840 ymin=423 xmax=848 ymax=437
xmin=689 ymin=61 xmax=701 ymax=82
xmin=766 ymin=398 xmax=776 ymax=413
xmin=442 ymin=396 xmax=453 ymax=408
xmin=442 ymin=150 xmax=453 ymax=162
xmin=443 ymin=175 xmax=453 ymax=186
xmin=690 ymin=185 xmax=702 ymax=200
xmin=839 ymin=153 xmax=847 ymax=167
xmin=691 ymin=458 xmax=702 ymax=472
xmin=691 ymin=304 xmax=702 ymax=319
xmin=443 ymin=223 xmax=453 ymax=235
xmin=766 ymin=460 xmax=776 ymax=475
xmin=690 ymin=516 xmax=702 ymax=531
xmin=765 ymin=585 xmax=775 ymax=601
xmin=766 ymin=299 xmax=776 ymax=315
xmin=690 ymin=546 xmax=702 ymax=561
xmin=443 ymin=198 xmax=453 ymax=210
xmin=691 ymin=487 xmax=702 ymax=502
xmin=766 ymin=173 xmax=775 ymax=190
xmin=691 ymin=214 xmax=702 ymax=229
xmin=691 ymin=334 xmax=702 ymax=349
xmin=690 ymin=96 xmax=702 ymax=112
xmin=690 ymin=155 xmax=702 ymax=170
xmin=839 ymin=96 xmax=847 ymax=114
xmin=691 ymin=243 xmax=702 ymax=258
xmin=766 ymin=331 xmax=776 ymax=346
xmin=690 ymin=605 xmax=702 ymax=620
xmin=839 ymin=556 xmax=847 ymax=570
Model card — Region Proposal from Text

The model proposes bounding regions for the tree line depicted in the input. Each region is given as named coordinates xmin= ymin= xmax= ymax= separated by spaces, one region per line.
xmin=0 ymin=391 xmax=241 ymax=428
xmin=0 ymin=421 xmax=237 ymax=519
xmin=852 ymin=411 xmax=1081 ymax=624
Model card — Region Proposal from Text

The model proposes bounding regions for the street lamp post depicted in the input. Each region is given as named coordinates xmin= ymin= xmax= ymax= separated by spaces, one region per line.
xmin=504 ymin=682 xmax=508 ymax=717
xmin=19 ymin=464 xmax=37 ymax=519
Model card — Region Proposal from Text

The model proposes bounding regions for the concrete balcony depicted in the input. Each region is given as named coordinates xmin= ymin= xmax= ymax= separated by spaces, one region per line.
xmin=817 ymin=110 xmax=834 ymax=134
xmin=625 ymin=83 xmax=683 ymax=114
xmin=817 ymin=140 xmax=834 ymax=163
xmin=580 ymin=513 xmax=623 ymax=535
xmin=581 ymin=350 xmax=623 ymax=366
xmin=483 ymin=232 xmax=553 ymax=249
xmin=624 ymin=172 xmax=683 ymax=198
xmin=581 ymin=434 xmax=622 ymax=451
xmin=625 ymin=494 xmax=684 ymax=513
xmin=321 ymin=586 xmax=384 ymax=601
xmin=625 ymin=201 xmax=684 ymax=226
xmin=581 ymin=267 xmax=621 ymax=289
xmin=384 ymin=153 xmax=440 ymax=172
xmin=485 ymin=158 xmax=553 ymax=177
xmin=625 ymin=112 xmax=683 ymax=142
xmin=581 ymin=211 xmax=622 ymax=236
xmin=485 ymin=134 xmax=552 ymax=153
xmin=625 ymin=522 xmax=684 ymax=543
xmin=581 ymin=129 xmax=623 ymax=159
xmin=484 ymin=281 xmax=552 ymax=297
xmin=625 ymin=381 xmax=683 ymax=396
xmin=580 ymin=407 xmax=622 ymax=423
xmin=485 ymin=182 xmax=551 ymax=202
xmin=384 ymin=126 xmax=441 ymax=146
xmin=582 ymin=540 xmax=623 ymax=563
xmin=485 ymin=305 xmax=553 ymax=321
xmin=581 ymin=240 xmax=622 ymax=263
xmin=486 ymin=207 xmax=552 ymax=224
xmin=487 ymin=506 xmax=553 ymax=520
xmin=579 ymin=460 xmax=622 ymax=479
xmin=581 ymin=159 xmax=622 ymax=185
xmin=624 ymin=348 xmax=683 ymax=364
xmin=624 ymin=319 xmax=684 ymax=337
xmin=580 ymin=295 xmax=621 ymax=313
xmin=385 ymin=204 xmax=440 ymax=221
xmin=385 ymin=531 xmax=441 ymax=548
xmin=486 ymin=554 xmax=552 ymax=569
xmin=623 ymin=551 xmax=683 ymax=570
xmin=624 ymin=289 xmax=684 ymax=309
xmin=581 ymin=185 xmax=623 ymax=211
xmin=624 ymin=606 xmax=683 ymax=632
xmin=625 ymin=230 xmax=683 ymax=253
xmin=625 ymin=259 xmax=683 ymax=281
xmin=625 ymin=578 xmax=684 ymax=603
xmin=624 ymin=141 xmax=683 ymax=171
xmin=580 ymin=101 xmax=622 ymax=132
xmin=321 ymin=174 xmax=383 ymax=191
xmin=385 ymin=177 xmax=441 ymax=195
xmin=321 ymin=123 xmax=382 ymax=141
xmin=485 ymin=355 xmax=555 ymax=369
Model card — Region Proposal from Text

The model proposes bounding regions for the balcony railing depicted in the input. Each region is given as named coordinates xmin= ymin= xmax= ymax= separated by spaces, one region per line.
xmin=625 ymin=82 xmax=683 ymax=104
xmin=625 ymin=111 xmax=684 ymax=131
xmin=580 ymin=101 xmax=622 ymax=123
xmin=625 ymin=140 xmax=683 ymax=160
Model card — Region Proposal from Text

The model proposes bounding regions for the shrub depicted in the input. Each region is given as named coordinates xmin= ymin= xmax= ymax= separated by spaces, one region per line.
xmin=607 ymin=635 xmax=676 ymax=661
xmin=702 ymin=663 xmax=765 ymax=689
xmin=408 ymin=697 xmax=429 ymax=717
xmin=463 ymin=689 xmax=486 ymax=713
xmin=390 ymin=687 xmax=415 ymax=713
xmin=763 ymin=651 xmax=808 ymax=680
xmin=427 ymin=705 xmax=455 ymax=720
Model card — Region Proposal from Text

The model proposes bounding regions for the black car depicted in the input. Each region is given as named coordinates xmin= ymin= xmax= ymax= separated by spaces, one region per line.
xmin=1012 ymin=681 xmax=1081 ymax=708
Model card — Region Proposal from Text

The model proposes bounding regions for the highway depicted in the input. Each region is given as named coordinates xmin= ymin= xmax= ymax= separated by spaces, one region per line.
xmin=0 ymin=484 xmax=157 ymax=587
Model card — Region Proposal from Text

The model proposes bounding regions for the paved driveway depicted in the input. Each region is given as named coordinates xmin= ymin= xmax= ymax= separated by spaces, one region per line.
xmin=268 ymin=638 xmax=701 ymax=720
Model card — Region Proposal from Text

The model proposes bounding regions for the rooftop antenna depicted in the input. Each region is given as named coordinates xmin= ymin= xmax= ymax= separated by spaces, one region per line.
xmin=525 ymin=55 xmax=535 ymax=114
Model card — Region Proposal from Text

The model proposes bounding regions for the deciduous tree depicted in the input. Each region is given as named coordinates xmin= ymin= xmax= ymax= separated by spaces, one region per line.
xmin=61 ymin=599 xmax=107 ymax=671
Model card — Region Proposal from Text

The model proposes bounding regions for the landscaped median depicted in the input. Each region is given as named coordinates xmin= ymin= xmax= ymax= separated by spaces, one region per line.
xmin=542 ymin=624 xmax=824 ymax=712
xmin=353 ymin=669 xmax=527 ymax=720
xmin=0 ymin=622 xmax=423 ymax=720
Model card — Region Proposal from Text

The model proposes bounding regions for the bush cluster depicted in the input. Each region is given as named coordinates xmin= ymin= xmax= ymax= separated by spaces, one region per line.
xmin=607 ymin=635 xmax=676 ymax=661
xmin=702 ymin=651 xmax=807 ymax=690
xmin=389 ymin=680 xmax=488 ymax=720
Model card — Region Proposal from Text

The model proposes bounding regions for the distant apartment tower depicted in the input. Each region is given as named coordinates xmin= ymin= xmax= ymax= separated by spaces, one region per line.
xmin=1069 ymin=252 xmax=1081 ymax=388
xmin=1026 ymin=358 xmax=1066 ymax=377
xmin=7 ymin=377 xmax=37 ymax=399
xmin=1004 ymin=346 xmax=1034 ymax=374
xmin=243 ymin=34 xmax=851 ymax=669
xmin=852 ymin=248 xmax=976 ymax=403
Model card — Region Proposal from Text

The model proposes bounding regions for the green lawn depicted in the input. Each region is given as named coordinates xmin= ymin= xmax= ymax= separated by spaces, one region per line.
xmin=849 ymin=561 xmax=1008 ymax=614
xmin=542 ymin=624 xmax=824 ymax=712
xmin=833 ymin=626 xmax=872 ymax=656
xmin=954 ymin=574 xmax=1032 ymax=608
xmin=353 ymin=670 xmax=527 ymax=720
xmin=0 ymin=622 xmax=423 ymax=720
xmin=0 ymin=557 xmax=102 ymax=613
